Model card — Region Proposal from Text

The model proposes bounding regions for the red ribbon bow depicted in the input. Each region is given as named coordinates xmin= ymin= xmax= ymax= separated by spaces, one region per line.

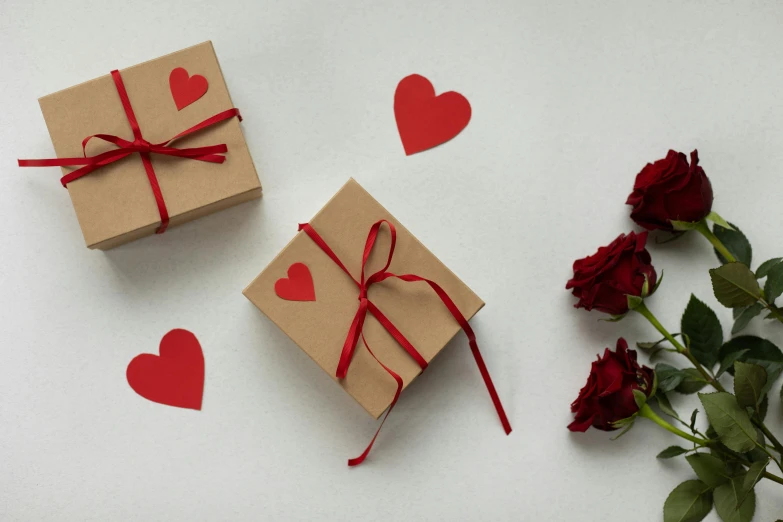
xmin=299 ymin=220 xmax=512 ymax=466
xmin=18 ymin=69 xmax=241 ymax=234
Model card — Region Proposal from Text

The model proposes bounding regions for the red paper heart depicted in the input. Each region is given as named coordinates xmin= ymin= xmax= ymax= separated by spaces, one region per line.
xmin=394 ymin=74 xmax=471 ymax=156
xmin=169 ymin=67 xmax=208 ymax=111
xmin=275 ymin=262 xmax=316 ymax=301
xmin=126 ymin=329 xmax=204 ymax=410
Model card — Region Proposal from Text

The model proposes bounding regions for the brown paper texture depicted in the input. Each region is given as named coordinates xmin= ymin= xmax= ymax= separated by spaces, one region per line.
xmin=37 ymin=41 xmax=261 ymax=249
xmin=243 ymin=179 xmax=484 ymax=418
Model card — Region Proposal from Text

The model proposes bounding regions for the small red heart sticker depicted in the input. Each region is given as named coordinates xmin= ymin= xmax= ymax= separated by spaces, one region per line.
xmin=275 ymin=263 xmax=316 ymax=301
xmin=169 ymin=67 xmax=208 ymax=111
xmin=126 ymin=329 xmax=205 ymax=410
xmin=394 ymin=74 xmax=471 ymax=156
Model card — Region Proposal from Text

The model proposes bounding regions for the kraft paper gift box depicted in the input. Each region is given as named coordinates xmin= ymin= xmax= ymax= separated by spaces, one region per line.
xmin=243 ymin=179 xmax=489 ymax=419
xmin=24 ymin=41 xmax=261 ymax=250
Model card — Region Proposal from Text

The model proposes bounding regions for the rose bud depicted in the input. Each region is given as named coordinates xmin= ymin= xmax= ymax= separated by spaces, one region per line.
xmin=568 ymin=338 xmax=655 ymax=432
xmin=566 ymin=231 xmax=657 ymax=316
xmin=626 ymin=149 xmax=714 ymax=231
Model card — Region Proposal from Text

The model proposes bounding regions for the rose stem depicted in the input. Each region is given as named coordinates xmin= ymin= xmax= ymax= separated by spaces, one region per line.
xmin=638 ymin=404 xmax=705 ymax=445
xmin=638 ymin=404 xmax=783 ymax=486
xmin=692 ymin=221 xmax=783 ymax=325
xmin=694 ymin=220 xmax=737 ymax=263
xmin=694 ymin=220 xmax=783 ymax=323
xmin=633 ymin=303 xmax=725 ymax=392
xmin=634 ymin=302 xmax=783 ymax=459
xmin=764 ymin=472 xmax=783 ymax=486
xmin=683 ymin=223 xmax=783 ymax=450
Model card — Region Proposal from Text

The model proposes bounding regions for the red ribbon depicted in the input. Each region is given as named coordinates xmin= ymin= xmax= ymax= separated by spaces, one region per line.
xmin=18 ymin=69 xmax=242 ymax=234
xmin=299 ymin=220 xmax=512 ymax=466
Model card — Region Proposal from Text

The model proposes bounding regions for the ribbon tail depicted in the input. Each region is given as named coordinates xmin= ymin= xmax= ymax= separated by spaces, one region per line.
xmin=60 ymin=152 xmax=134 ymax=186
xmin=390 ymin=272 xmax=512 ymax=435
xmin=348 ymin=334 xmax=403 ymax=467
xmin=19 ymin=146 xmax=133 ymax=169
xmin=468 ymin=340 xmax=512 ymax=435
xmin=19 ymin=157 xmax=92 ymax=167
xmin=163 ymin=108 xmax=243 ymax=146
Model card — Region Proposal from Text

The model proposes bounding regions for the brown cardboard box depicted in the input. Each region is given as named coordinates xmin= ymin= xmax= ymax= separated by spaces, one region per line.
xmin=243 ymin=179 xmax=484 ymax=418
xmin=36 ymin=41 xmax=261 ymax=249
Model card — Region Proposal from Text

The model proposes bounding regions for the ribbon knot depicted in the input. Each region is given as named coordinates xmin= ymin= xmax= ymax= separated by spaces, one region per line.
xmin=298 ymin=220 xmax=511 ymax=466
xmin=131 ymin=138 xmax=152 ymax=154
xmin=18 ymin=69 xmax=242 ymax=235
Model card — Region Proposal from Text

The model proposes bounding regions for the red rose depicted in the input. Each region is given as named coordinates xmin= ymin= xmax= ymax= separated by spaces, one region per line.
xmin=568 ymin=338 xmax=655 ymax=432
xmin=626 ymin=149 xmax=714 ymax=231
xmin=566 ymin=231 xmax=656 ymax=315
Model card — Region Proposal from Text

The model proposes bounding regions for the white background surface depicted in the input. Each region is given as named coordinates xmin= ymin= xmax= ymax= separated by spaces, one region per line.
xmin=2 ymin=1 xmax=783 ymax=520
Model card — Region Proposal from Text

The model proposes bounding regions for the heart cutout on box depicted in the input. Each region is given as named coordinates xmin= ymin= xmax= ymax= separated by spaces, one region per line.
xmin=394 ymin=73 xmax=472 ymax=156
xmin=275 ymin=262 xmax=316 ymax=301
xmin=126 ymin=329 xmax=204 ymax=410
xmin=169 ymin=67 xmax=208 ymax=111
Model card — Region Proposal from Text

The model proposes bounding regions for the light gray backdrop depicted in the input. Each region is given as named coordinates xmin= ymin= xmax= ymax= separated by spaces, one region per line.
xmin=2 ymin=1 xmax=782 ymax=520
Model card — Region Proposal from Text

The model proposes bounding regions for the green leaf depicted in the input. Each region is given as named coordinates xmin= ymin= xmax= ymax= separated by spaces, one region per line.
xmin=755 ymin=257 xmax=783 ymax=279
xmin=745 ymin=428 xmax=768 ymax=463
xmin=698 ymin=392 xmax=757 ymax=453
xmin=748 ymin=359 xmax=783 ymax=399
xmin=709 ymin=263 xmax=761 ymax=308
xmin=718 ymin=336 xmax=783 ymax=375
xmin=676 ymin=368 xmax=708 ymax=395
xmin=708 ymin=446 xmax=745 ymax=473
xmin=714 ymin=476 xmax=756 ymax=522
xmin=756 ymin=395 xmax=768 ymax=422
xmin=689 ymin=409 xmax=699 ymax=431
xmin=650 ymin=368 xmax=659 ymax=397
xmin=681 ymin=295 xmax=723 ymax=369
xmin=713 ymin=223 xmax=752 ymax=266
xmin=716 ymin=349 xmax=750 ymax=378
xmin=656 ymin=363 xmax=686 ymax=393
xmin=731 ymin=303 xmax=763 ymax=334
xmin=656 ymin=393 xmax=679 ymax=419
xmin=741 ymin=459 xmax=768 ymax=504
xmin=763 ymin=261 xmax=783 ymax=303
xmin=657 ymin=445 xmax=689 ymax=459
xmin=663 ymin=480 xmax=713 ymax=522
xmin=733 ymin=361 xmax=767 ymax=409
xmin=686 ymin=453 xmax=731 ymax=488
